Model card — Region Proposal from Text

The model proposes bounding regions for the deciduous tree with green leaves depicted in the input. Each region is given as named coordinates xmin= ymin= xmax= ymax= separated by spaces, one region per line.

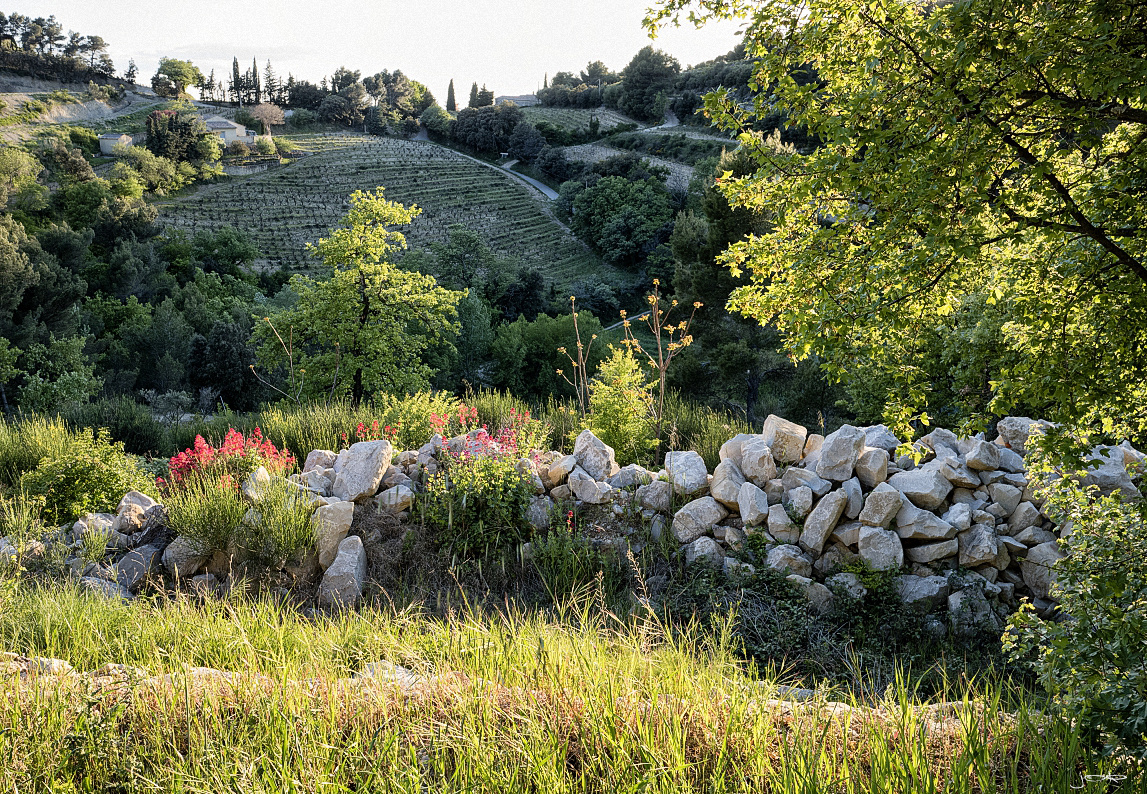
xmin=648 ymin=0 xmax=1147 ymax=442
xmin=254 ymin=189 xmax=462 ymax=405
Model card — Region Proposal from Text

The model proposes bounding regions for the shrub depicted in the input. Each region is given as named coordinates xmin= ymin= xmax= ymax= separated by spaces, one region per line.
xmin=1005 ymin=462 xmax=1147 ymax=760
xmin=164 ymin=473 xmax=247 ymax=555
xmin=0 ymin=416 xmax=77 ymax=488
xmin=225 ymin=140 xmax=250 ymax=158
xmin=243 ymin=478 xmax=317 ymax=565
xmin=254 ymin=137 xmax=276 ymax=156
xmin=532 ymin=522 xmax=630 ymax=603
xmin=64 ymin=398 xmax=165 ymax=456
xmin=19 ymin=429 xmax=154 ymax=524
xmin=167 ymin=428 xmax=294 ymax=487
xmin=420 ymin=453 xmax=534 ymax=556
xmin=584 ymin=346 xmax=655 ymax=465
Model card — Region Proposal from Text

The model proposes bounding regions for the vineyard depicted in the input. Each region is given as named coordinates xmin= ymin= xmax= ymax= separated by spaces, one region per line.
xmin=521 ymin=106 xmax=640 ymax=132
xmin=564 ymin=143 xmax=695 ymax=193
xmin=157 ymin=134 xmax=624 ymax=287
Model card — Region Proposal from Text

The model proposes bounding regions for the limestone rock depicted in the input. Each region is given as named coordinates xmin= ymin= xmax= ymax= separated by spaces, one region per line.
xmin=738 ymin=481 xmax=770 ymax=527
xmin=333 ymin=440 xmax=393 ymax=502
xmin=854 ymin=448 xmax=890 ymax=490
xmin=1016 ymin=526 xmax=1055 ymax=546
xmin=304 ymin=449 xmax=338 ymax=473
xmin=939 ymin=457 xmax=981 ymax=489
xmin=830 ymin=521 xmax=863 ymax=547
xmin=767 ymin=544 xmax=812 ymax=578
xmin=718 ymin=433 xmax=757 ymax=469
xmin=941 ymin=502 xmax=972 ymax=531
xmin=79 ymin=576 xmax=134 ymax=601
xmin=241 ymin=466 xmax=272 ymax=502
xmin=798 ymin=489 xmax=848 ymax=555
xmin=683 ymin=536 xmax=724 ymax=569
xmin=767 ymin=503 xmax=800 ymax=544
xmin=318 ymin=535 xmax=367 ymax=609
xmin=1083 ymin=445 xmax=1137 ymax=497
xmin=573 ymin=429 xmax=616 ymax=481
xmin=781 ymin=467 xmax=832 ymax=497
xmin=988 ymin=483 xmax=1022 ymax=516
xmin=569 ymin=470 xmax=611 ymax=504
xmin=546 ymin=455 xmax=578 ymax=488
xmin=526 ymin=495 xmax=554 ymax=531
xmin=862 ymin=425 xmax=901 ymax=452
xmin=783 ymin=486 xmax=814 ymax=522
xmin=965 ymin=439 xmax=1000 ymax=471
xmin=896 ymin=575 xmax=950 ymax=613
xmin=957 ymin=525 xmax=999 ymax=567
xmin=888 ymin=468 xmax=953 ymax=510
xmin=1007 ymin=501 xmax=1042 ymax=534
xmin=997 ymin=416 xmax=1052 ymax=454
xmin=1021 ymin=540 xmax=1065 ymax=600
xmin=816 ymin=424 xmax=866 ymax=482
xmin=315 ymin=500 xmax=355 ymax=571
xmin=761 ymin=415 xmax=807 ymax=464
xmin=786 ymin=574 xmax=834 ymax=614
xmin=827 ymin=571 xmax=867 ymax=600
xmin=376 ymin=485 xmax=414 ymax=513
xmin=949 ymin=589 xmax=1003 ymax=636
xmin=114 ymin=545 xmax=161 ymax=593
xmin=904 ymin=539 xmax=958 ymax=564
xmin=671 ymin=497 xmax=728 ymax=544
xmin=740 ymin=437 xmax=778 ymax=485
xmin=608 ymin=464 xmax=654 ymax=489
xmin=841 ymin=478 xmax=863 ymax=520
xmin=664 ymin=450 xmax=710 ymax=497
xmin=162 ymin=535 xmax=209 ymax=580
xmin=636 ymin=480 xmax=672 ymax=513
xmin=895 ymin=501 xmax=956 ymax=541
xmin=859 ymin=483 xmax=902 ymax=528
xmin=857 ymin=526 xmax=903 ymax=570
xmin=710 ymin=460 xmax=746 ymax=509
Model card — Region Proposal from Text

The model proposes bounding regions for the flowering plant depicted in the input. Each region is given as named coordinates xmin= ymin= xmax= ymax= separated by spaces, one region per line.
xmin=166 ymin=428 xmax=295 ymax=488
xmin=340 ymin=419 xmax=401 ymax=449
xmin=429 ymin=403 xmax=480 ymax=438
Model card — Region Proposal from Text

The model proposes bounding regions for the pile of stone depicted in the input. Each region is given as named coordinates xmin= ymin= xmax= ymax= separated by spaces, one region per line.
xmin=13 ymin=414 xmax=1133 ymax=632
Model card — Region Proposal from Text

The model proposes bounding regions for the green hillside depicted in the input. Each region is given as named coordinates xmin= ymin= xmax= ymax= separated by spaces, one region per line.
xmin=157 ymin=134 xmax=624 ymax=288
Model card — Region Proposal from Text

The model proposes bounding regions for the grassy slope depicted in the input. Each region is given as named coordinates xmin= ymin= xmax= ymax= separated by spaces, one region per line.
xmin=157 ymin=134 xmax=626 ymax=289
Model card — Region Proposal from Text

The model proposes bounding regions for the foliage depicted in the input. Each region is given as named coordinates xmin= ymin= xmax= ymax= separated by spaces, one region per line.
xmin=531 ymin=523 xmax=631 ymax=603
xmin=617 ymin=46 xmax=680 ymax=123
xmin=164 ymin=473 xmax=248 ymax=555
xmin=17 ymin=335 xmax=101 ymax=414
xmin=420 ymin=104 xmax=453 ymax=139
xmin=492 ymin=311 xmax=614 ymax=404
xmin=450 ymin=102 xmax=524 ymax=153
xmin=419 ymin=434 xmax=535 ymax=556
xmin=648 ymin=0 xmax=1147 ymax=441
xmin=18 ymin=428 xmax=152 ymax=524
xmin=166 ymin=428 xmax=295 ymax=487
xmin=254 ymin=189 xmax=463 ymax=405
xmin=0 ymin=415 xmax=77 ymax=487
xmin=151 ymin=57 xmax=202 ymax=97
xmin=585 ymin=346 xmax=655 ymax=465
xmin=568 ymin=174 xmax=674 ymax=266
xmin=1005 ymin=459 xmax=1147 ymax=760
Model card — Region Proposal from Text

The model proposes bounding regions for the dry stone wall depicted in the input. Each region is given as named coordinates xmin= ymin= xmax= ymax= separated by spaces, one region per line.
xmin=15 ymin=416 xmax=1138 ymax=632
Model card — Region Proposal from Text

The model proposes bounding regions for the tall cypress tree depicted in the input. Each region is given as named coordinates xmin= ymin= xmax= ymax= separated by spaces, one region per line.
xmin=252 ymin=56 xmax=261 ymax=104
xmin=446 ymin=79 xmax=456 ymax=112
xmin=468 ymin=81 xmax=479 ymax=108
xmin=231 ymin=57 xmax=242 ymax=106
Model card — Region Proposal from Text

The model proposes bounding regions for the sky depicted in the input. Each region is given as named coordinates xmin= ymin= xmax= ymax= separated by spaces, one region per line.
xmin=18 ymin=1 xmax=745 ymax=98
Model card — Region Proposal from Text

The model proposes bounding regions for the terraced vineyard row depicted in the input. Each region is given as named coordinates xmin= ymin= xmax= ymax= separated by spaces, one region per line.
xmin=157 ymin=135 xmax=627 ymax=288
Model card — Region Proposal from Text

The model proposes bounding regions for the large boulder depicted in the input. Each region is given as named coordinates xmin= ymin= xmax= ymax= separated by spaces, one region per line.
xmin=738 ymin=481 xmax=770 ymax=527
xmin=683 ymin=536 xmax=724 ymax=569
xmin=710 ymin=460 xmax=746 ymax=509
xmin=767 ymin=503 xmax=800 ymax=544
xmin=783 ymin=486 xmax=814 ymax=522
xmin=896 ymin=575 xmax=950 ymax=613
xmin=79 ymin=576 xmax=134 ymax=602
xmin=664 ymin=451 xmax=710 ymax=497
xmin=798 ymin=489 xmax=848 ymax=555
xmin=573 ymin=429 xmax=616 ymax=481
xmin=1082 ymin=445 xmax=1137 ymax=497
xmin=545 ymin=455 xmax=578 ymax=488
xmin=858 ymin=483 xmax=902 ymax=528
xmin=608 ymin=464 xmax=654 ymax=489
xmin=114 ymin=545 xmax=162 ymax=593
xmin=304 ymin=449 xmax=338 ymax=473
xmin=781 ymin=467 xmax=832 ymax=496
xmin=636 ymin=480 xmax=672 ymax=513
xmin=949 ymin=588 xmax=1003 ymax=636
xmin=857 ymin=526 xmax=903 ymax=570
xmin=965 ymin=439 xmax=1000 ymax=471
xmin=739 ymin=437 xmax=778 ymax=485
xmin=315 ymin=500 xmax=355 ymax=571
xmin=1021 ymin=540 xmax=1065 ymax=600
xmin=996 ymin=416 xmax=1052 ymax=454
xmin=888 ymin=468 xmax=953 ymax=510
xmin=718 ymin=433 xmax=758 ymax=469
xmin=895 ymin=501 xmax=957 ymax=541
xmin=905 ymin=539 xmax=958 ymax=564
xmin=1008 ymin=501 xmax=1042 ymax=534
xmin=816 ymin=425 xmax=866 ymax=482
xmin=767 ymin=544 xmax=813 ymax=578
xmin=863 ymin=425 xmax=901 ymax=452
xmin=988 ymin=483 xmax=1022 ymax=516
xmin=526 ymin=495 xmax=554 ymax=531
xmin=332 ymin=441 xmax=393 ymax=502
xmin=376 ymin=485 xmax=414 ymax=513
xmin=841 ymin=478 xmax=863 ymax=520
xmin=671 ymin=497 xmax=728 ymax=544
xmin=162 ymin=535 xmax=210 ymax=580
xmin=568 ymin=470 xmax=611 ymax=504
xmin=957 ymin=525 xmax=999 ymax=567
xmin=318 ymin=536 xmax=367 ymax=609
xmin=854 ymin=448 xmax=890 ymax=489
xmin=761 ymin=415 xmax=807 ymax=464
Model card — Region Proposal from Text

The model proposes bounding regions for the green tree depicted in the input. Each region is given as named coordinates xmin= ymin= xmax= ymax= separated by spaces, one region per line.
xmin=0 ymin=146 xmax=47 ymax=211
xmin=586 ymin=345 xmax=655 ymax=464
xmin=570 ymin=175 xmax=674 ymax=266
xmin=255 ymin=190 xmax=462 ymax=405
xmin=420 ymin=104 xmax=453 ymax=139
xmin=648 ymin=0 xmax=1147 ymax=441
xmin=618 ymin=46 xmax=679 ymax=123
xmin=468 ymin=81 xmax=479 ymax=108
xmin=491 ymin=312 xmax=612 ymax=402
xmin=446 ymin=79 xmax=456 ymax=113
xmin=151 ymin=57 xmax=203 ymax=98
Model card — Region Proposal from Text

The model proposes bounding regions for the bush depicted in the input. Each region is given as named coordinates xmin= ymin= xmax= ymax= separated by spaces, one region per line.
xmin=1005 ymin=462 xmax=1147 ymax=760
xmin=19 ymin=429 xmax=154 ymax=524
xmin=225 ymin=140 xmax=250 ymax=158
xmin=585 ymin=346 xmax=655 ymax=465
xmin=254 ymin=137 xmax=276 ymax=156
xmin=64 ymin=398 xmax=165 ymax=456
xmin=167 ymin=428 xmax=294 ymax=487
xmin=0 ymin=416 xmax=78 ymax=488
xmin=164 ymin=473 xmax=247 ymax=555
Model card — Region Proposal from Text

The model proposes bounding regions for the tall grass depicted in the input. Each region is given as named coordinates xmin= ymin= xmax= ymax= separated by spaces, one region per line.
xmin=0 ymin=584 xmax=1136 ymax=792
xmin=0 ymin=415 xmax=78 ymax=487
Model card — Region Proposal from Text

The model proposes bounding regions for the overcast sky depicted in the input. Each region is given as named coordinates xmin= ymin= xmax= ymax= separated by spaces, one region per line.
xmin=18 ymin=1 xmax=744 ymax=98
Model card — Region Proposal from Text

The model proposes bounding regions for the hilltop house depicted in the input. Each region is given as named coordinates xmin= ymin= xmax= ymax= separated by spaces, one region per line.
xmin=203 ymin=116 xmax=256 ymax=145
xmin=98 ymin=132 xmax=132 ymax=155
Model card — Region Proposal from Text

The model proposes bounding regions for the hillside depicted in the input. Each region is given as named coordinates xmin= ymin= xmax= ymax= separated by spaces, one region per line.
xmin=521 ymin=105 xmax=640 ymax=132
xmin=158 ymin=134 xmax=625 ymax=288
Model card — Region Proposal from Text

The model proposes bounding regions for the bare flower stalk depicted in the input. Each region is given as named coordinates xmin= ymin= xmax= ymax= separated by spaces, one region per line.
xmin=556 ymin=296 xmax=598 ymax=420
